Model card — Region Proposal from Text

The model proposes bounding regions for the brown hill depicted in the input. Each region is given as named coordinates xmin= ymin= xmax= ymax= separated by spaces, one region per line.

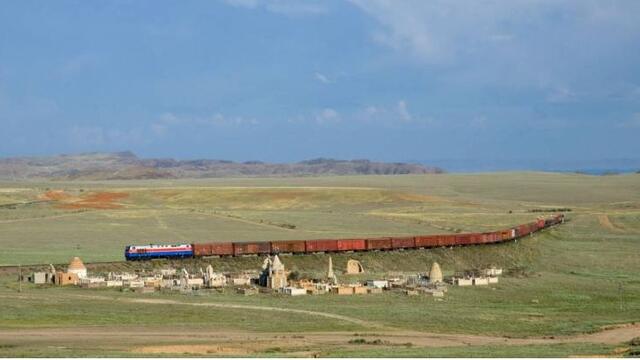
xmin=0 ymin=152 xmax=444 ymax=180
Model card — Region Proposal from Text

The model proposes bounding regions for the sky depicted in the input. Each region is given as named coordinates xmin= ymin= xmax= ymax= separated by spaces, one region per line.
xmin=1 ymin=0 xmax=639 ymax=169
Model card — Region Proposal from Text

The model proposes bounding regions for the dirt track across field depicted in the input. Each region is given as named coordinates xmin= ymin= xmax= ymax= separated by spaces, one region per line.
xmin=129 ymin=297 xmax=380 ymax=328
xmin=0 ymin=323 xmax=638 ymax=356
xmin=597 ymin=214 xmax=624 ymax=232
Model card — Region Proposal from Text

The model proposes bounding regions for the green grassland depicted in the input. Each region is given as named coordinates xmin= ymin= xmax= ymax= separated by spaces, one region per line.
xmin=0 ymin=172 xmax=639 ymax=357
xmin=2 ymin=172 xmax=639 ymax=265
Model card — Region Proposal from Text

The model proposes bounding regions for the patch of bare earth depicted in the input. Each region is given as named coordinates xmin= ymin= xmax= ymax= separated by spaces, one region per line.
xmin=38 ymin=190 xmax=129 ymax=210
xmin=132 ymin=344 xmax=253 ymax=356
xmin=598 ymin=214 xmax=623 ymax=232
xmin=38 ymin=190 xmax=76 ymax=202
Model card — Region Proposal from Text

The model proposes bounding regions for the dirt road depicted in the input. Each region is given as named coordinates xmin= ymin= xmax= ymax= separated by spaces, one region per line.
xmin=129 ymin=297 xmax=381 ymax=328
xmin=1 ymin=323 xmax=638 ymax=356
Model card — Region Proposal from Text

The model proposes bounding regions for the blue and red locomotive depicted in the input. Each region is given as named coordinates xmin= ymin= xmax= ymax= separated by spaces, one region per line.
xmin=124 ymin=244 xmax=193 ymax=260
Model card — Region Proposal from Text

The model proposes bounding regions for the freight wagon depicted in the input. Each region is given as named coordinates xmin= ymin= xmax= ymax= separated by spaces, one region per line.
xmin=125 ymin=214 xmax=565 ymax=260
xmin=271 ymin=240 xmax=306 ymax=254
xmin=391 ymin=236 xmax=416 ymax=249
xmin=192 ymin=243 xmax=234 ymax=257
xmin=337 ymin=238 xmax=366 ymax=251
xmin=366 ymin=237 xmax=393 ymax=250
xmin=233 ymin=242 xmax=271 ymax=256
xmin=305 ymin=239 xmax=339 ymax=253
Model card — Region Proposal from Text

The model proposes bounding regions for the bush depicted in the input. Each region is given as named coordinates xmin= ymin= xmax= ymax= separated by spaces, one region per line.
xmin=287 ymin=271 xmax=300 ymax=281
xmin=348 ymin=338 xmax=366 ymax=344
xmin=348 ymin=338 xmax=386 ymax=345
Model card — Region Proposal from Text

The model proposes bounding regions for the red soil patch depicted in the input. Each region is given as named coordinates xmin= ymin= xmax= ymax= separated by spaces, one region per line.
xmin=83 ymin=192 xmax=129 ymax=203
xmin=40 ymin=190 xmax=129 ymax=210
xmin=39 ymin=190 xmax=73 ymax=201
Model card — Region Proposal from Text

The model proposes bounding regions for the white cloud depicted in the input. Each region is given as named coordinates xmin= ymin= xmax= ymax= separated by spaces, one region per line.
xmin=151 ymin=123 xmax=169 ymax=137
xmin=350 ymin=0 xmax=467 ymax=63
xmin=547 ymin=87 xmax=577 ymax=103
xmin=358 ymin=101 xmax=434 ymax=126
xmin=291 ymin=102 xmax=430 ymax=127
xmin=314 ymin=72 xmax=332 ymax=84
xmin=69 ymin=111 xmax=260 ymax=149
xmin=396 ymin=100 xmax=411 ymax=122
xmin=349 ymin=0 xmax=640 ymax=68
xmin=364 ymin=106 xmax=379 ymax=116
xmin=314 ymin=108 xmax=340 ymax=124
xmin=157 ymin=112 xmax=184 ymax=125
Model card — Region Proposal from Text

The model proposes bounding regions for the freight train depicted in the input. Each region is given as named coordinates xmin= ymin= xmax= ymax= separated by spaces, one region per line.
xmin=124 ymin=214 xmax=564 ymax=261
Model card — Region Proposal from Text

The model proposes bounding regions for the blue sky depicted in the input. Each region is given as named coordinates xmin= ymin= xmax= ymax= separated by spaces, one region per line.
xmin=1 ymin=0 xmax=639 ymax=167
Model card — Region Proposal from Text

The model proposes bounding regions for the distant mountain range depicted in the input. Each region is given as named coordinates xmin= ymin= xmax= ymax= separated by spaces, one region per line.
xmin=0 ymin=152 xmax=444 ymax=180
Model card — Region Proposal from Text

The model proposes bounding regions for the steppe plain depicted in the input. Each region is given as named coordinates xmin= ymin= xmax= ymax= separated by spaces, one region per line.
xmin=0 ymin=173 xmax=639 ymax=357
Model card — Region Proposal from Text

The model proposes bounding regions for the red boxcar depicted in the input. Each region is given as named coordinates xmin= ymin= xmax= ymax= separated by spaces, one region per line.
xmin=271 ymin=240 xmax=306 ymax=253
xmin=485 ymin=232 xmax=496 ymax=243
xmin=305 ymin=239 xmax=339 ymax=252
xmin=210 ymin=242 xmax=234 ymax=256
xmin=366 ymin=237 xmax=392 ymax=250
xmin=233 ymin=242 xmax=271 ymax=256
xmin=469 ymin=234 xmax=479 ymax=244
xmin=431 ymin=235 xmax=447 ymax=247
xmin=447 ymin=235 xmax=461 ymax=246
xmin=192 ymin=243 xmax=212 ymax=256
xmin=391 ymin=236 xmax=415 ymax=249
xmin=193 ymin=242 xmax=234 ymax=257
xmin=414 ymin=235 xmax=436 ymax=248
xmin=517 ymin=222 xmax=537 ymax=237
xmin=337 ymin=238 xmax=366 ymax=251
xmin=530 ymin=222 xmax=539 ymax=232
xmin=469 ymin=233 xmax=481 ymax=245
xmin=452 ymin=234 xmax=467 ymax=245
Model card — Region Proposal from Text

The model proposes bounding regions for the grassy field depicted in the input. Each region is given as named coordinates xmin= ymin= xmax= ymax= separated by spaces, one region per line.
xmin=1 ymin=172 xmax=639 ymax=357
xmin=2 ymin=172 xmax=639 ymax=265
